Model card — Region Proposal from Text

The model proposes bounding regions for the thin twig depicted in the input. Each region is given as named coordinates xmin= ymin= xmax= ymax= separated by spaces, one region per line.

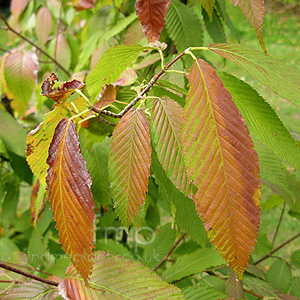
xmin=253 ymin=232 xmax=300 ymax=265
xmin=272 ymin=202 xmax=286 ymax=245
xmin=0 ymin=279 xmax=23 ymax=284
xmin=96 ymin=115 xmax=116 ymax=127
xmin=54 ymin=0 xmax=64 ymax=63
xmin=244 ymin=288 xmax=264 ymax=299
xmin=152 ymin=233 xmax=187 ymax=271
xmin=93 ymin=50 xmax=186 ymax=119
xmin=0 ymin=13 xmax=71 ymax=77
xmin=0 ymin=261 xmax=59 ymax=287
xmin=3 ymin=261 xmax=53 ymax=276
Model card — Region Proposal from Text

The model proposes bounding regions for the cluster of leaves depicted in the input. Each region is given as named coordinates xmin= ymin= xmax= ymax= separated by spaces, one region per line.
xmin=0 ymin=0 xmax=300 ymax=299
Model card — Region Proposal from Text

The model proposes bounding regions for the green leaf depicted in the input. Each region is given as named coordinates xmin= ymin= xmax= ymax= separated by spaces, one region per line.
xmin=243 ymin=274 xmax=278 ymax=297
xmin=76 ymin=12 xmax=137 ymax=71
xmin=209 ymin=43 xmax=300 ymax=106
xmin=166 ymin=0 xmax=203 ymax=53
xmin=290 ymin=277 xmax=300 ymax=298
xmin=199 ymin=0 xmax=216 ymax=20
xmin=266 ymin=259 xmax=292 ymax=293
xmin=86 ymin=45 xmax=147 ymax=102
xmin=0 ymin=237 xmax=19 ymax=261
xmin=183 ymin=286 xmax=227 ymax=300
xmin=142 ymin=223 xmax=176 ymax=269
xmin=291 ymin=249 xmax=300 ymax=269
xmin=162 ymin=248 xmax=225 ymax=283
xmin=218 ymin=72 xmax=300 ymax=170
xmin=59 ymin=251 xmax=185 ymax=299
xmin=96 ymin=239 xmax=131 ymax=256
xmin=226 ymin=267 xmax=244 ymax=299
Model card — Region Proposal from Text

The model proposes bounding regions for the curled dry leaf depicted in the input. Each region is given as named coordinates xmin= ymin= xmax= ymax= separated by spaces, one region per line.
xmin=41 ymin=73 xmax=84 ymax=103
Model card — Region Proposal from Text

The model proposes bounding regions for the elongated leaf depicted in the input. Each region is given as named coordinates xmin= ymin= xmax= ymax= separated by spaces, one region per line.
xmin=166 ymin=0 xmax=203 ymax=53
xmin=2 ymin=280 xmax=57 ymax=299
xmin=30 ymin=180 xmax=46 ymax=224
xmin=46 ymin=118 xmax=96 ymax=282
xmin=35 ymin=7 xmax=52 ymax=45
xmin=230 ymin=0 xmax=266 ymax=52
xmin=226 ymin=267 xmax=244 ymax=298
xmin=3 ymin=51 xmax=38 ymax=116
xmin=108 ymin=108 xmax=151 ymax=228
xmin=218 ymin=72 xmax=300 ymax=170
xmin=182 ymin=59 xmax=261 ymax=279
xmin=50 ymin=34 xmax=71 ymax=70
xmin=151 ymin=97 xmax=192 ymax=196
xmin=209 ymin=43 xmax=300 ymax=106
xmin=200 ymin=0 xmax=216 ymax=21
xmin=183 ymin=286 xmax=227 ymax=300
xmin=136 ymin=0 xmax=171 ymax=42
xmin=124 ymin=20 xmax=145 ymax=45
xmin=59 ymin=251 xmax=185 ymax=299
xmin=162 ymin=247 xmax=225 ymax=283
xmin=86 ymin=45 xmax=147 ymax=102
xmin=10 ymin=0 xmax=29 ymax=20
xmin=266 ymin=259 xmax=292 ymax=293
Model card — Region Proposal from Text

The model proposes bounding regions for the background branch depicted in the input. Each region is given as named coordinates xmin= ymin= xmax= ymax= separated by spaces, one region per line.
xmin=272 ymin=202 xmax=286 ymax=245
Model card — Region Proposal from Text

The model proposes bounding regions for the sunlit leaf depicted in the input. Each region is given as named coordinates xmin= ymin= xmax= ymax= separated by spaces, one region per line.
xmin=10 ymin=0 xmax=29 ymax=20
xmin=226 ymin=267 xmax=244 ymax=298
xmin=3 ymin=50 xmax=38 ymax=116
xmin=46 ymin=118 xmax=96 ymax=281
xmin=35 ymin=7 xmax=52 ymax=45
xmin=162 ymin=248 xmax=225 ymax=283
xmin=108 ymin=108 xmax=151 ymax=228
xmin=136 ymin=0 xmax=171 ymax=42
xmin=86 ymin=45 xmax=147 ymax=102
xmin=151 ymin=97 xmax=192 ymax=196
xmin=230 ymin=0 xmax=266 ymax=52
xmin=59 ymin=251 xmax=185 ymax=299
xmin=209 ymin=43 xmax=300 ymax=106
xmin=166 ymin=0 xmax=203 ymax=53
xmin=182 ymin=59 xmax=261 ymax=279
xmin=41 ymin=73 xmax=84 ymax=103
xmin=199 ymin=0 xmax=216 ymax=21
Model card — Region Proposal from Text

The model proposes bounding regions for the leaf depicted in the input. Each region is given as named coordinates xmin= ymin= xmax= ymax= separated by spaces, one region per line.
xmin=226 ymin=267 xmax=244 ymax=299
xmin=2 ymin=280 xmax=58 ymax=299
xmin=209 ymin=43 xmax=300 ymax=106
xmin=26 ymin=102 xmax=72 ymax=187
xmin=59 ymin=251 xmax=185 ymax=299
xmin=165 ymin=0 xmax=203 ymax=53
xmin=290 ymin=277 xmax=300 ymax=298
xmin=243 ymin=274 xmax=278 ymax=297
xmin=3 ymin=50 xmax=38 ymax=116
xmin=50 ymin=34 xmax=71 ymax=70
xmin=161 ymin=247 xmax=225 ymax=283
xmin=30 ymin=180 xmax=46 ymax=224
xmin=10 ymin=0 xmax=29 ymax=20
xmin=182 ymin=286 xmax=227 ymax=300
xmin=71 ymin=0 xmax=95 ymax=10
xmin=35 ymin=7 xmax=52 ymax=45
xmin=218 ymin=72 xmax=300 ymax=170
xmin=86 ymin=45 xmax=147 ymax=102
xmin=182 ymin=59 xmax=261 ymax=279
xmin=108 ymin=108 xmax=151 ymax=228
xmin=136 ymin=0 xmax=171 ymax=43
xmin=266 ymin=259 xmax=292 ymax=293
xmin=230 ymin=0 xmax=266 ymax=53
xmin=199 ymin=0 xmax=216 ymax=21
xmin=124 ymin=20 xmax=145 ymax=46
xmin=291 ymin=249 xmax=300 ymax=269
xmin=46 ymin=118 xmax=96 ymax=282
xmin=151 ymin=97 xmax=192 ymax=196
xmin=41 ymin=73 xmax=84 ymax=103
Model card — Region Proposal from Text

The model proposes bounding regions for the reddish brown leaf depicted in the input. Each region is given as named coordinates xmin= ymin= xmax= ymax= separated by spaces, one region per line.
xmin=10 ymin=0 xmax=29 ymax=20
xmin=136 ymin=0 xmax=171 ymax=42
xmin=47 ymin=118 xmax=96 ymax=282
xmin=30 ymin=180 xmax=46 ymax=223
xmin=108 ymin=108 xmax=151 ymax=227
xmin=124 ymin=20 xmax=145 ymax=45
xmin=182 ymin=59 xmax=261 ymax=278
xmin=71 ymin=0 xmax=95 ymax=10
xmin=35 ymin=7 xmax=52 ymax=45
xmin=41 ymin=73 xmax=84 ymax=103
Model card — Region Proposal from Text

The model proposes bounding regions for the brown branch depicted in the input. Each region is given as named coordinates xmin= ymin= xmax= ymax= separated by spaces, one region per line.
xmin=253 ymin=232 xmax=300 ymax=265
xmin=0 ymin=13 xmax=71 ymax=77
xmin=93 ymin=50 xmax=186 ymax=119
xmin=272 ymin=202 xmax=286 ymax=245
xmin=0 ymin=279 xmax=23 ymax=284
xmin=97 ymin=115 xmax=116 ymax=127
xmin=244 ymin=288 xmax=264 ymax=299
xmin=0 ymin=261 xmax=59 ymax=287
xmin=3 ymin=261 xmax=53 ymax=276
xmin=152 ymin=233 xmax=187 ymax=271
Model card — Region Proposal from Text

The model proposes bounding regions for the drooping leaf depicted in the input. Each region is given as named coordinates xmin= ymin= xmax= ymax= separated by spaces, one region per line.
xmin=41 ymin=73 xmax=84 ymax=103
xmin=266 ymin=259 xmax=292 ymax=293
xmin=209 ymin=43 xmax=300 ymax=106
xmin=76 ymin=12 xmax=137 ymax=72
xmin=226 ymin=267 xmax=244 ymax=298
xmin=3 ymin=50 xmax=38 ymax=116
xmin=10 ymin=0 xmax=29 ymax=20
xmin=182 ymin=286 xmax=227 ymax=300
xmin=58 ymin=251 xmax=185 ymax=299
xmin=199 ymin=0 xmax=216 ymax=21
xmin=46 ymin=118 xmax=96 ymax=282
xmin=218 ymin=72 xmax=300 ymax=170
xmin=85 ymin=45 xmax=147 ymax=102
xmin=136 ymin=0 xmax=171 ymax=43
xmin=182 ymin=59 xmax=261 ymax=279
xmin=165 ymin=0 xmax=203 ymax=53
xmin=108 ymin=108 xmax=151 ymax=228
xmin=151 ymin=97 xmax=192 ymax=196
xmin=35 ymin=7 xmax=52 ymax=45
xmin=1 ymin=280 xmax=57 ymax=300
xmin=50 ymin=34 xmax=71 ymax=70
xmin=162 ymin=247 xmax=225 ymax=283
xmin=230 ymin=0 xmax=266 ymax=53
